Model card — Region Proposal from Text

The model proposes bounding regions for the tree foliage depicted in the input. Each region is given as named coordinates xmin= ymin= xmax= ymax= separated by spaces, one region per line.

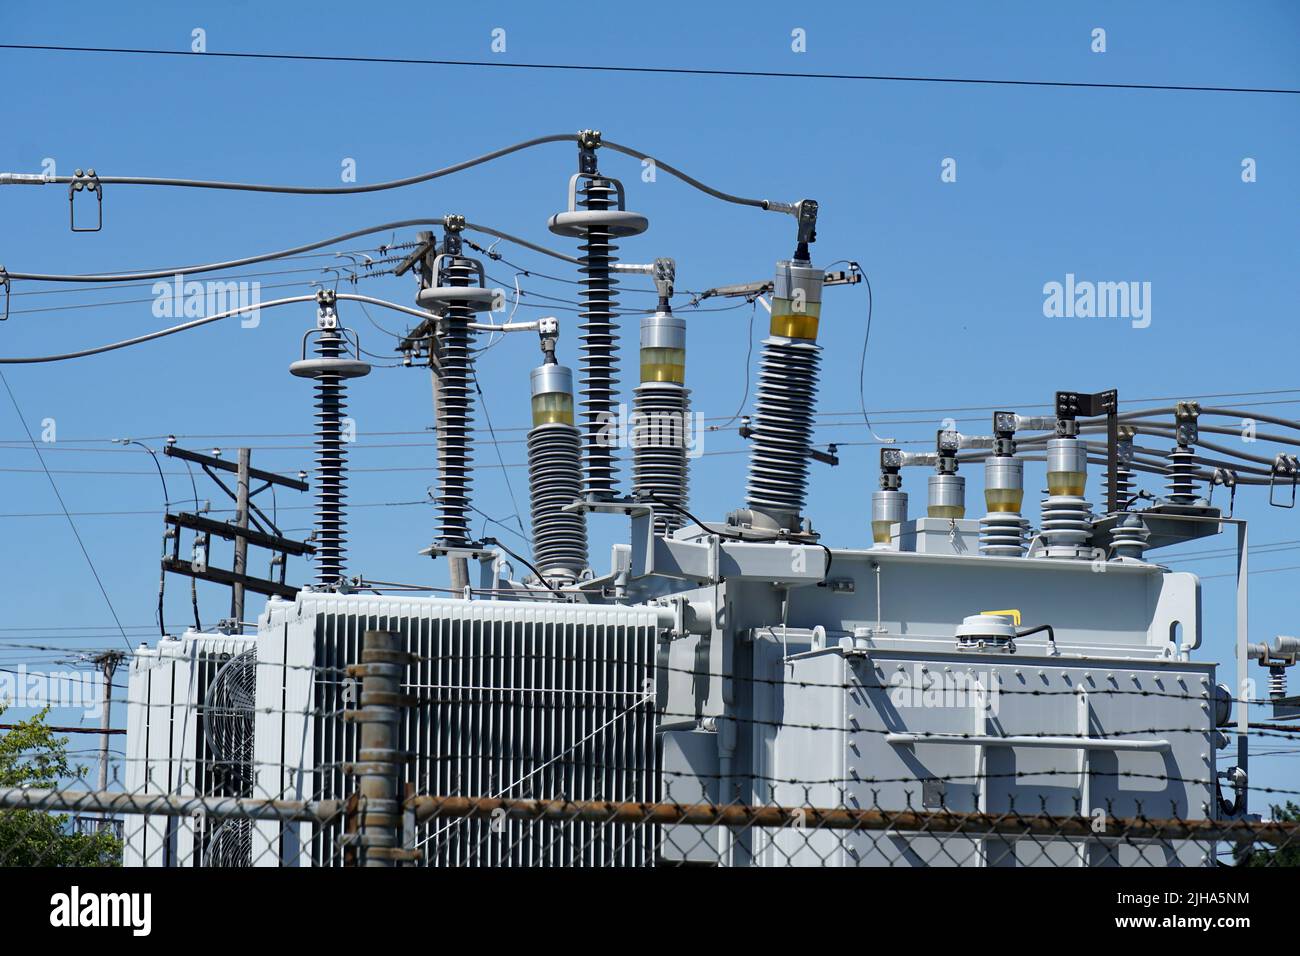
xmin=0 ymin=705 xmax=121 ymax=867
xmin=1244 ymin=801 xmax=1300 ymax=867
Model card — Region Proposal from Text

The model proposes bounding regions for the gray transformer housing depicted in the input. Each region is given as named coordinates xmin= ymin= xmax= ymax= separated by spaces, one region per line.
xmin=653 ymin=539 xmax=1219 ymax=867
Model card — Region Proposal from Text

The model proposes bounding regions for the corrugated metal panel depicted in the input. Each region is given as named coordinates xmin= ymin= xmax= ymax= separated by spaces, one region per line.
xmin=122 ymin=632 xmax=255 ymax=867
xmin=265 ymin=595 xmax=663 ymax=867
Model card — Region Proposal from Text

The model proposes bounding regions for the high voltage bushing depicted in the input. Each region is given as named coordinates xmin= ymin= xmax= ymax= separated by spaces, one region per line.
xmin=290 ymin=291 xmax=370 ymax=588
xmin=548 ymin=131 xmax=648 ymax=501
xmin=416 ymin=235 xmax=496 ymax=549
xmin=980 ymin=456 xmax=1029 ymax=556
xmin=1249 ymin=637 xmax=1299 ymax=700
xmin=1165 ymin=402 xmax=1205 ymax=507
xmin=1039 ymin=436 xmax=1094 ymax=559
xmin=632 ymin=311 xmax=690 ymax=535
xmin=927 ymin=474 xmax=966 ymax=518
xmin=871 ymin=448 xmax=907 ymax=546
xmin=526 ymin=360 xmax=589 ymax=584
xmin=744 ymin=258 xmax=824 ymax=532
xmin=870 ymin=489 xmax=907 ymax=546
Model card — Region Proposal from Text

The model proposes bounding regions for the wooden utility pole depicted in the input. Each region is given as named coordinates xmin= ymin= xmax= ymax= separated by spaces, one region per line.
xmin=231 ymin=447 xmax=251 ymax=623
xmin=89 ymin=650 xmax=126 ymax=821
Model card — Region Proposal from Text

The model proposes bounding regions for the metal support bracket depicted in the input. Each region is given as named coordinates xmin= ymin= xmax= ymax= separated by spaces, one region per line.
xmin=419 ymin=543 xmax=499 ymax=592
xmin=809 ymin=443 xmax=839 ymax=466
xmin=1211 ymin=468 xmax=1239 ymax=519
xmin=68 ymin=169 xmax=102 ymax=232
xmin=1269 ymin=455 xmax=1298 ymax=509
xmin=1057 ymin=388 xmax=1119 ymax=512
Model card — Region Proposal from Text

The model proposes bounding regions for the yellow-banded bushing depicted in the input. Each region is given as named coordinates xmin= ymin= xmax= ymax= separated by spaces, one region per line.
xmin=530 ymin=363 xmax=575 ymax=427
xmin=640 ymin=312 xmax=686 ymax=384
xmin=769 ymin=259 xmax=824 ymax=341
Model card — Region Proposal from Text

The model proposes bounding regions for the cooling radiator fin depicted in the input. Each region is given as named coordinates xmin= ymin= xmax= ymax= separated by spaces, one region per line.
xmin=295 ymin=597 xmax=663 ymax=867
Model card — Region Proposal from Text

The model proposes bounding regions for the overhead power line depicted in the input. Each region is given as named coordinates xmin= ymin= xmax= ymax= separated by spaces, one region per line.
xmin=4 ymin=220 xmax=444 ymax=282
xmin=2 ymin=388 xmax=1299 ymax=446
xmin=3 ymin=246 xmax=399 ymax=298
xmin=0 ymin=44 xmax=1295 ymax=95
xmin=0 ymin=369 xmax=131 ymax=649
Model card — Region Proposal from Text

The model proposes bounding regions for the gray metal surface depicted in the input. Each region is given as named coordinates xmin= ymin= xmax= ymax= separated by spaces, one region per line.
xmin=750 ymin=641 xmax=1215 ymax=866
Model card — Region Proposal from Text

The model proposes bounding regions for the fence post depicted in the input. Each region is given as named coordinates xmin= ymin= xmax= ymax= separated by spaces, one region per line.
xmin=345 ymin=629 xmax=414 ymax=866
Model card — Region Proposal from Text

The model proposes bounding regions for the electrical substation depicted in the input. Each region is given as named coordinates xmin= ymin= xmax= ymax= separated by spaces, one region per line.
xmin=2 ymin=128 xmax=1298 ymax=869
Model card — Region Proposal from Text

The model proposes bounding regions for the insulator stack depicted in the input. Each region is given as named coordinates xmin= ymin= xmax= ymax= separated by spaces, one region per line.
xmin=1166 ymin=445 xmax=1200 ymax=505
xmin=526 ymin=363 xmax=588 ymax=583
xmin=311 ymin=333 xmax=348 ymax=585
xmin=414 ymin=236 xmax=497 ymax=555
xmin=1269 ymin=667 xmax=1288 ymax=699
xmin=576 ymin=182 xmax=619 ymax=498
xmin=432 ymin=256 xmax=477 ymax=547
xmin=549 ymin=150 xmax=648 ymax=501
xmin=1113 ymin=460 xmax=1136 ymax=508
xmin=1109 ymin=512 xmax=1151 ymax=561
xmin=1039 ymin=437 xmax=1094 ymax=559
xmin=980 ymin=513 xmax=1029 ymax=555
xmin=980 ymin=456 xmax=1028 ymax=556
xmin=745 ymin=259 xmax=824 ymax=530
xmin=290 ymin=303 xmax=370 ymax=589
xmin=632 ymin=312 xmax=689 ymax=535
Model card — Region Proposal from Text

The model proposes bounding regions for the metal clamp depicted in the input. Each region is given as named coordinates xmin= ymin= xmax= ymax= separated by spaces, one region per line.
xmin=793 ymin=198 xmax=819 ymax=246
xmin=0 ymin=267 xmax=9 ymax=321
xmin=68 ymin=169 xmax=102 ymax=232
xmin=1211 ymin=468 xmax=1238 ymax=518
xmin=1269 ymin=454 xmax=1298 ymax=509
xmin=1174 ymin=400 xmax=1200 ymax=446
xmin=577 ymin=128 xmax=602 ymax=174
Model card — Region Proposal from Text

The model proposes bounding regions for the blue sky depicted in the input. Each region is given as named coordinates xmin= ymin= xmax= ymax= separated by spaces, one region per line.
xmin=0 ymin=2 xmax=1297 ymax=798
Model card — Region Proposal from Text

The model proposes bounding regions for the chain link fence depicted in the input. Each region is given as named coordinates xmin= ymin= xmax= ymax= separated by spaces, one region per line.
xmin=1 ymin=627 xmax=1297 ymax=867
xmin=1 ymin=780 xmax=1297 ymax=867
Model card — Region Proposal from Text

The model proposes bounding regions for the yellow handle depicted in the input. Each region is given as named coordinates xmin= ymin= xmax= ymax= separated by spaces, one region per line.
xmin=982 ymin=608 xmax=1021 ymax=626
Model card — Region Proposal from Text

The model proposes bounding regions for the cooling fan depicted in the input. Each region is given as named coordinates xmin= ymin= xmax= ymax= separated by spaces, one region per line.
xmin=202 ymin=648 xmax=257 ymax=796
xmin=204 ymin=818 xmax=253 ymax=868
